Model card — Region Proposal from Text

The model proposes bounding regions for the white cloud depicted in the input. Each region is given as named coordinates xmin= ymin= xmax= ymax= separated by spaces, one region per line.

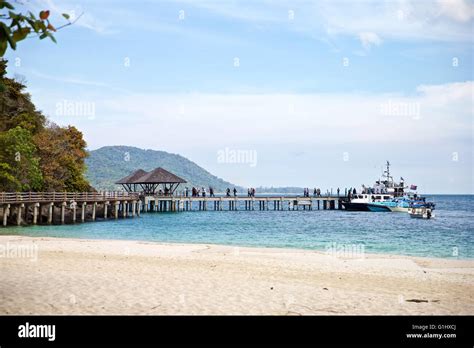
xmin=417 ymin=80 xmax=474 ymax=106
xmin=358 ymin=32 xmax=383 ymax=50
xmin=178 ymin=0 xmax=474 ymax=44
xmin=29 ymin=70 xmax=110 ymax=88
xmin=437 ymin=0 xmax=474 ymax=22
xmin=31 ymin=81 xmax=472 ymax=191
xmin=178 ymin=0 xmax=282 ymax=23
xmin=47 ymin=81 xmax=471 ymax=151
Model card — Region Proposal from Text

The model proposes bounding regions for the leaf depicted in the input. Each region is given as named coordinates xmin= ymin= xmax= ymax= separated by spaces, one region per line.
xmin=38 ymin=20 xmax=47 ymax=32
xmin=25 ymin=18 xmax=38 ymax=32
xmin=39 ymin=32 xmax=47 ymax=40
xmin=47 ymin=32 xmax=56 ymax=43
xmin=0 ymin=22 xmax=15 ymax=49
xmin=0 ymin=1 xmax=15 ymax=10
xmin=12 ymin=27 xmax=30 ymax=42
xmin=0 ymin=40 xmax=7 ymax=57
xmin=8 ymin=11 xmax=18 ymax=20
xmin=10 ymin=18 xmax=19 ymax=28
xmin=39 ymin=10 xmax=50 ymax=20
xmin=47 ymin=23 xmax=56 ymax=32
xmin=62 ymin=13 xmax=70 ymax=20
xmin=0 ymin=21 xmax=11 ymax=35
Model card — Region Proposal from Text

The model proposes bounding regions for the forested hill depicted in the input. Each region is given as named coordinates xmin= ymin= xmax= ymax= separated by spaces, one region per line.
xmin=85 ymin=146 xmax=242 ymax=192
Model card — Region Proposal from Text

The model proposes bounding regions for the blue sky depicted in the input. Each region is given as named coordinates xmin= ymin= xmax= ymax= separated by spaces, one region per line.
xmin=4 ymin=0 xmax=474 ymax=193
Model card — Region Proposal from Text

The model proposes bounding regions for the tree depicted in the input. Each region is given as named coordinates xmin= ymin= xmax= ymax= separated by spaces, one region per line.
xmin=34 ymin=125 xmax=90 ymax=192
xmin=0 ymin=60 xmax=92 ymax=192
xmin=0 ymin=126 xmax=43 ymax=191
xmin=0 ymin=59 xmax=45 ymax=131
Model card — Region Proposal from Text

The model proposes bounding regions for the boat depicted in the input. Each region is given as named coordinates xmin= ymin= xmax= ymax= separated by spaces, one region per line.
xmin=342 ymin=194 xmax=393 ymax=212
xmin=370 ymin=195 xmax=413 ymax=212
xmin=341 ymin=161 xmax=434 ymax=212
xmin=409 ymin=202 xmax=435 ymax=219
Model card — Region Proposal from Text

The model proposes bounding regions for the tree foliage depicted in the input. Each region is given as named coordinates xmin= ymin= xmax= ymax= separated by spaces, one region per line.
xmin=0 ymin=0 xmax=76 ymax=57
xmin=0 ymin=60 xmax=45 ymax=132
xmin=0 ymin=59 xmax=92 ymax=192
xmin=35 ymin=125 xmax=90 ymax=191
xmin=0 ymin=126 xmax=42 ymax=191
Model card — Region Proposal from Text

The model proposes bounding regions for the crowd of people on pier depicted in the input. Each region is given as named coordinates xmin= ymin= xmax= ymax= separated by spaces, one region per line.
xmin=183 ymin=186 xmax=245 ymax=198
xmin=186 ymin=187 xmax=216 ymax=197
xmin=174 ymin=186 xmax=355 ymax=198
xmin=303 ymin=187 xmax=342 ymax=197
xmin=158 ymin=187 xmax=171 ymax=196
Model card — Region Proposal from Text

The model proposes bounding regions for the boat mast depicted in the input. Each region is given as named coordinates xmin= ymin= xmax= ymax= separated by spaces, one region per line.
xmin=384 ymin=161 xmax=393 ymax=187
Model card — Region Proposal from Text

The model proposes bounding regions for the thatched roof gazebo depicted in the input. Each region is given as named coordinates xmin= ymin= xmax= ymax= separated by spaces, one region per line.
xmin=115 ymin=169 xmax=148 ymax=193
xmin=115 ymin=167 xmax=187 ymax=196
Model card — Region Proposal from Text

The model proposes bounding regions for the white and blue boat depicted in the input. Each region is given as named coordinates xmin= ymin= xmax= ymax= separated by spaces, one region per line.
xmin=341 ymin=162 xmax=434 ymax=213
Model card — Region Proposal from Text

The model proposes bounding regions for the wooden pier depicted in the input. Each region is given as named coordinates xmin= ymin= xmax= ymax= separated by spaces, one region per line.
xmin=142 ymin=195 xmax=344 ymax=212
xmin=0 ymin=191 xmax=347 ymax=227
xmin=0 ymin=192 xmax=140 ymax=226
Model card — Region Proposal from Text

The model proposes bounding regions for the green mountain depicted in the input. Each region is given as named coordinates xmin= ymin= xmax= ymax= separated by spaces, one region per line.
xmin=85 ymin=146 xmax=241 ymax=192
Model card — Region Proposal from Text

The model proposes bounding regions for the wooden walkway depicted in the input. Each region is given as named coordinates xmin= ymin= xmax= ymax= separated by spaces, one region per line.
xmin=0 ymin=192 xmax=347 ymax=227
xmin=0 ymin=191 xmax=139 ymax=204
xmin=0 ymin=192 xmax=140 ymax=226
xmin=144 ymin=195 xmax=345 ymax=212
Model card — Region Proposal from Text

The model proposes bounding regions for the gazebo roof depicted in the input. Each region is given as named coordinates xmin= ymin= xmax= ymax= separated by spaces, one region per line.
xmin=134 ymin=167 xmax=187 ymax=184
xmin=115 ymin=169 xmax=148 ymax=184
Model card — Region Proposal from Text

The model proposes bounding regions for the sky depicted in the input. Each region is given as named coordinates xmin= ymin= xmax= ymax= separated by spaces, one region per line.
xmin=4 ymin=0 xmax=474 ymax=193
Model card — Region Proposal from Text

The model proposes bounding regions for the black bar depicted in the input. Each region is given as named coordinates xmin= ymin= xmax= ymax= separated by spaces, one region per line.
xmin=0 ymin=315 xmax=472 ymax=346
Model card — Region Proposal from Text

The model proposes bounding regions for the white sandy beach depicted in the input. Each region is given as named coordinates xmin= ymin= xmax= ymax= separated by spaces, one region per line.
xmin=0 ymin=235 xmax=473 ymax=315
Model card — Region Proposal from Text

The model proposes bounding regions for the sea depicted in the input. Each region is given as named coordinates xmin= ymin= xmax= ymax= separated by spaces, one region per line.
xmin=1 ymin=195 xmax=472 ymax=259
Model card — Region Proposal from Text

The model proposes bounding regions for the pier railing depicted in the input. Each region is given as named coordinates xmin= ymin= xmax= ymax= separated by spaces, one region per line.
xmin=0 ymin=191 xmax=140 ymax=204
xmin=151 ymin=194 xmax=347 ymax=200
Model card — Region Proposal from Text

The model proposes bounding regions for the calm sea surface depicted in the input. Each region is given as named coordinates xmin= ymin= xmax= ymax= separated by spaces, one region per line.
xmin=1 ymin=195 xmax=473 ymax=259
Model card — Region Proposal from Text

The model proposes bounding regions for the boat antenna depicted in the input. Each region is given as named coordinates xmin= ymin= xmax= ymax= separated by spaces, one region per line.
xmin=383 ymin=160 xmax=393 ymax=184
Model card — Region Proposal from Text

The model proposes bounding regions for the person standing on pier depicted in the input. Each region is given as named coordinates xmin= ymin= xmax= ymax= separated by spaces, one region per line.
xmin=209 ymin=187 xmax=214 ymax=197
xmin=337 ymin=188 xmax=340 ymax=197
xmin=185 ymin=187 xmax=189 ymax=197
xmin=202 ymin=187 xmax=206 ymax=197
xmin=226 ymin=188 xmax=231 ymax=197
xmin=233 ymin=188 xmax=237 ymax=197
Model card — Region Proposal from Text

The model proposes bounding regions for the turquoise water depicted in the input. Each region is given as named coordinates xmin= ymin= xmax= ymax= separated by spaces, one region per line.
xmin=1 ymin=195 xmax=473 ymax=259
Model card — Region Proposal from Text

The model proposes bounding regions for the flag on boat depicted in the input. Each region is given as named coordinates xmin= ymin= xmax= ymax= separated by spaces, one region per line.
xmin=410 ymin=184 xmax=417 ymax=190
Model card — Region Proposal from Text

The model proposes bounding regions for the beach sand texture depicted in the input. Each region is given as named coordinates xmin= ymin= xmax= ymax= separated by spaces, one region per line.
xmin=1 ymin=236 xmax=473 ymax=315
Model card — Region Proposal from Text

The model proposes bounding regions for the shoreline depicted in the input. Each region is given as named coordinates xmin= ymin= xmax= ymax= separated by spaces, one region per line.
xmin=1 ymin=235 xmax=473 ymax=315
xmin=1 ymin=231 xmax=471 ymax=261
